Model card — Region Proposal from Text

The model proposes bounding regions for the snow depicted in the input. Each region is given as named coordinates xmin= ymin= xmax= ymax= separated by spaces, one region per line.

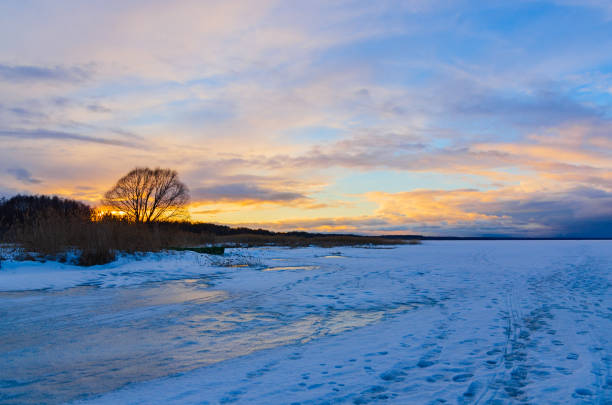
xmin=0 ymin=241 xmax=611 ymax=404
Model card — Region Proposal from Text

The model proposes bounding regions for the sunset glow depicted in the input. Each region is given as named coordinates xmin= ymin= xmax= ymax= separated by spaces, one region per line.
xmin=1 ymin=1 xmax=611 ymax=236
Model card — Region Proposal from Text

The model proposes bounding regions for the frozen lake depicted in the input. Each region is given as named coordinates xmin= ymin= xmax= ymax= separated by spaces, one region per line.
xmin=0 ymin=241 xmax=611 ymax=404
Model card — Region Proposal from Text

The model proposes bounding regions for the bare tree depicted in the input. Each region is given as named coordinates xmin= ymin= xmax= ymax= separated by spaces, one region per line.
xmin=103 ymin=168 xmax=190 ymax=223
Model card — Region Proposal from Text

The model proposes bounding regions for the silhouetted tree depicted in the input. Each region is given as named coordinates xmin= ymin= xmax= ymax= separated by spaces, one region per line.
xmin=103 ymin=167 xmax=190 ymax=223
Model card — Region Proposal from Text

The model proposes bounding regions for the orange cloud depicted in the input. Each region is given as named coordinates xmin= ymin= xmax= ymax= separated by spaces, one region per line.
xmin=366 ymin=189 xmax=505 ymax=225
xmin=472 ymin=143 xmax=611 ymax=168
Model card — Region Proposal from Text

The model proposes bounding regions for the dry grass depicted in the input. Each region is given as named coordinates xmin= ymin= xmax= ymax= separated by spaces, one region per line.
xmin=6 ymin=216 xmax=216 ymax=266
xmin=4 ymin=214 xmax=407 ymax=266
xmin=215 ymin=233 xmax=406 ymax=248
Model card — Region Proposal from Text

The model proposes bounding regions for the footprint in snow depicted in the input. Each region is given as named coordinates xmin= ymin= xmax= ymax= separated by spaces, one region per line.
xmin=452 ymin=373 xmax=473 ymax=383
xmin=573 ymin=388 xmax=593 ymax=397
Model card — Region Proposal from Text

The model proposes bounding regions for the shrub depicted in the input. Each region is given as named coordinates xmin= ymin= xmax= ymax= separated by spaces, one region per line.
xmin=78 ymin=248 xmax=116 ymax=266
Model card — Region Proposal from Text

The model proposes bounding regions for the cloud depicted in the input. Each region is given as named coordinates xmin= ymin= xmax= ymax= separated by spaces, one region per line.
xmin=221 ymin=135 xmax=508 ymax=174
xmin=7 ymin=107 xmax=44 ymax=118
xmin=191 ymin=209 xmax=230 ymax=215
xmin=550 ymin=0 xmax=612 ymax=18
xmin=7 ymin=168 xmax=41 ymax=184
xmin=463 ymin=186 xmax=612 ymax=237
xmin=192 ymin=183 xmax=306 ymax=204
xmin=0 ymin=64 xmax=90 ymax=82
xmin=214 ymin=120 xmax=612 ymax=188
xmin=0 ymin=105 xmax=48 ymax=124
xmin=0 ymin=128 xmax=139 ymax=148
xmin=229 ymin=215 xmax=392 ymax=233
xmin=451 ymin=85 xmax=602 ymax=127
xmin=366 ymin=186 xmax=612 ymax=237
xmin=0 ymin=183 xmax=20 ymax=198
xmin=87 ymin=104 xmax=111 ymax=113
xmin=368 ymin=189 xmax=503 ymax=223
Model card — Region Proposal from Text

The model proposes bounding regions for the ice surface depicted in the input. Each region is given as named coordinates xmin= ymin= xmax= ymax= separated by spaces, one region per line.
xmin=0 ymin=241 xmax=611 ymax=404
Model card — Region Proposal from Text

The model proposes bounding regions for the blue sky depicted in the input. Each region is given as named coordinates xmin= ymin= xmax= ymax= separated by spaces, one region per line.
xmin=1 ymin=0 xmax=611 ymax=236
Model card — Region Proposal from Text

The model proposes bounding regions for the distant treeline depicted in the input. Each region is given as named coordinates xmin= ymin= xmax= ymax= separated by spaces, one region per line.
xmin=0 ymin=194 xmax=405 ymax=266
xmin=0 ymin=194 xmax=91 ymax=234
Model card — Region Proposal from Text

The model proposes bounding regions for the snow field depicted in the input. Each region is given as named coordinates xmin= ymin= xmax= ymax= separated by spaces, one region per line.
xmin=0 ymin=241 xmax=610 ymax=404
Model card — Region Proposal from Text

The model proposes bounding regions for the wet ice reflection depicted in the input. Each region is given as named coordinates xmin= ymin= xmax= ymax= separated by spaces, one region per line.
xmin=0 ymin=260 xmax=425 ymax=405
xmin=263 ymin=265 xmax=319 ymax=271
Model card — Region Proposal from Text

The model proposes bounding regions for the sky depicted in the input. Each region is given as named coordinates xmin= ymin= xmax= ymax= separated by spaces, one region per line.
xmin=1 ymin=0 xmax=611 ymax=237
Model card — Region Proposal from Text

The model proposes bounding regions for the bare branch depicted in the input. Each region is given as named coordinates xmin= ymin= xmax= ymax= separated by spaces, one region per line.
xmin=102 ymin=167 xmax=190 ymax=223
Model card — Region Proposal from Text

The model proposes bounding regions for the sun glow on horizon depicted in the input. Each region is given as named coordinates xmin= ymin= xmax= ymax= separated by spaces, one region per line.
xmin=94 ymin=209 xmax=127 ymax=219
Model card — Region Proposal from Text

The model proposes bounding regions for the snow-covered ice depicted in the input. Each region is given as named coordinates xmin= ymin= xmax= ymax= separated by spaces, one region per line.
xmin=0 ymin=241 xmax=611 ymax=404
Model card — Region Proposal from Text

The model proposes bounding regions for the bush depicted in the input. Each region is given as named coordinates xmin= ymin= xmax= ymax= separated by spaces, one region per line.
xmin=78 ymin=248 xmax=116 ymax=266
